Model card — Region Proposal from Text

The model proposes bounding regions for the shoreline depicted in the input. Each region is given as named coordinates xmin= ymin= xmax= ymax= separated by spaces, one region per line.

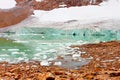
xmin=1 ymin=17 xmax=120 ymax=31
xmin=0 ymin=41 xmax=120 ymax=79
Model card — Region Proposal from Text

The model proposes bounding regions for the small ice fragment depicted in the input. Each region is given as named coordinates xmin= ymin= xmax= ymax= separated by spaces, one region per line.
xmin=48 ymin=58 xmax=55 ymax=61
xmin=35 ymin=48 xmax=42 ymax=51
xmin=0 ymin=54 xmax=9 ymax=57
xmin=24 ymin=58 xmax=29 ymax=62
xmin=46 ymin=49 xmax=57 ymax=53
xmin=2 ymin=49 xmax=6 ymax=51
xmin=87 ymin=56 xmax=93 ymax=60
xmin=42 ymin=36 xmax=45 ymax=38
xmin=8 ymin=49 xmax=19 ymax=51
xmin=40 ymin=60 xmax=50 ymax=66
xmin=81 ymin=52 xmax=86 ymax=54
xmin=72 ymin=57 xmax=79 ymax=61
xmin=11 ymin=52 xmax=19 ymax=55
xmin=54 ymin=61 xmax=62 ymax=66
xmin=43 ymin=55 xmax=47 ymax=59
xmin=17 ymin=57 xmax=24 ymax=61
xmin=34 ymin=53 xmax=40 ymax=56
xmin=72 ymin=54 xmax=80 ymax=58
xmin=14 ymin=41 xmax=28 ymax=43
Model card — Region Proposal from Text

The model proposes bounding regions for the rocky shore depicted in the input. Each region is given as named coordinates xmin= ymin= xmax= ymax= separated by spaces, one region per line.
xmin=0 ymin=41 xmax=120 ymax=80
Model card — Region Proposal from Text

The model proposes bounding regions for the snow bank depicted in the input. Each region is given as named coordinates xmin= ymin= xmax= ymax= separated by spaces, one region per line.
xmin=34 ymin=6 xmax=120 ymax=22
xmin=100 ymin=0 xmax=120 ymax=6
xmin=34 ymin=0 xmax=120 ymax=22
xmin=0 ymin=0 xmax=16 ymax=9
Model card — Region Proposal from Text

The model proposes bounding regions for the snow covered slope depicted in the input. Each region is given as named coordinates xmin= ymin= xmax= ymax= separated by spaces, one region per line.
xmin=0 ymin=0 xmax=120 ymax=31
xmin=34 ymin=0 xmax=120 ymax=22
xmin=0 ymin=0 xmax=16 ymax=9
xmin=100 ymin=0 xmax=120 ymax=6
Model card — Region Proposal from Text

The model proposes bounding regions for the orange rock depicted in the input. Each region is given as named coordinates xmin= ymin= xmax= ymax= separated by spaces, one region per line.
xmin=15 ymin=0 xmax=103 ymax=10
xmin=0 ymin=0 xmax=34 ymax=28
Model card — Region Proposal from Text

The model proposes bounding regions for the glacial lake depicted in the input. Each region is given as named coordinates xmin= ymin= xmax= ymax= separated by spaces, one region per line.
xmin=0 ymin=27 xmax=119 ymax=68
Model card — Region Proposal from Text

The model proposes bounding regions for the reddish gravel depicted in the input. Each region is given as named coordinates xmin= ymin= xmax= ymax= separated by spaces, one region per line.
xmin=0 ymin=41 xmax=120 ymax=80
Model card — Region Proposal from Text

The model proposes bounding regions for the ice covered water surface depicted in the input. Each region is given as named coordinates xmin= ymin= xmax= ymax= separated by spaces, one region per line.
xmin=0 ymin=27 xmax=119 ymax=65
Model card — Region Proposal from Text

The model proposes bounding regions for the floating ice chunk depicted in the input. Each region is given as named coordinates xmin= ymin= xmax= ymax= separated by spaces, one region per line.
xmin=0 ymin=58 xmax=3 ymax=61
xmin=35 ymin=48 xmax=42 ymax=51
xmin=77 ymin=40 xmax=84 ymax=43
xmin=48 ymin=58 xmax=55 ymax=61
xmin=45 ymin=49 xmax=57 ymax=53
xmin=8 ymin=49 xmax=19 ymax=52
xmin=34 ymin=53 xmax=40 ymax=57
xmin=54 ymin=61 xmax=62 ymax=66
xmin=24 ymin=58 xmax=29 ymax=62
xmin=19 ymin=52 xmax=25 ymax=54
xmin=11 ymin=52 xmax=19 ymax=55
xmin=11 ymin=52 xmax=26 ymax=56
xmin=72 ymin=54 xmax=80 ymax=58
xmin=40 ymin=60 xmax=50 ymax=66
xmin=33 ymin=57 xmax=40 ymax=60
xmin=41 ymin=36 xmax=45 ymax=38
xmin=14 ymin=40 xmax=28 ymax=43
xmin=1 ymin=49 xmax=6 ymax=51
xmin=17 ymin=57 xmax=24 ymax=61
xmin=43 ymin=55 xmax=47 ymax=59
xmin=0 ymin=54 xmax=9 ymax=57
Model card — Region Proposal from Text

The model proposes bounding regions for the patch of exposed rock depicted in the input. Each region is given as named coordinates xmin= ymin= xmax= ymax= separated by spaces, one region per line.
xmin=0 ymin=41 xmax=120 ymax=79
xmin=16 ymin=0 xmax=103 ymax=10
xmin=0 ymin=0 xmax=33 ymax=28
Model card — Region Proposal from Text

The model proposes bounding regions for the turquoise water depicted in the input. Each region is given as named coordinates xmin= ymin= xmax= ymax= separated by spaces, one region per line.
xmin=0 ymin=27 xmax=119 ymax=64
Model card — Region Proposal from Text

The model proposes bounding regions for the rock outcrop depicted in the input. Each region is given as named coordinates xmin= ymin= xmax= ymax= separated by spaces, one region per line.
xmin=16 ymin=0 xmax=103 ymax=10
xmin=0 ymin=0 xmax=33 ymax=28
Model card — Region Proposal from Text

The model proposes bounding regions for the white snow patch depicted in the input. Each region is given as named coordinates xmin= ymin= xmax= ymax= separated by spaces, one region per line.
xmin=0 ymin=0 xmax=16 ymax=9
xmin=40 ymin=60 xmax=50 ymax=66
xmin=34 ymin=4 xmax=120 ymax=22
